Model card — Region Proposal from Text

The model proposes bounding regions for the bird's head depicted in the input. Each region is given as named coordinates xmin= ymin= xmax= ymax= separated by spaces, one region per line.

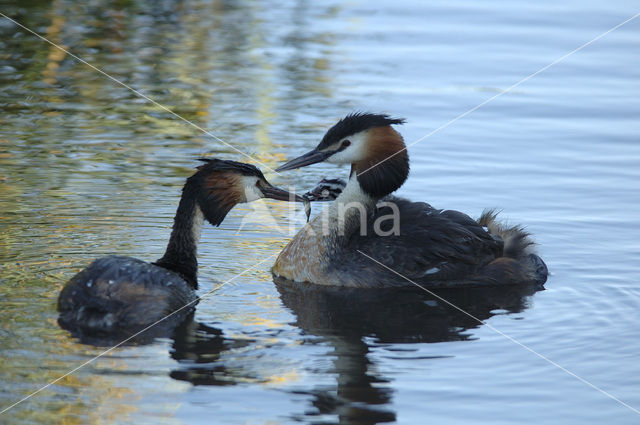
xmin=276 ymin=113 xmax=410 ymax=198
xmin=192 ymin=158 xmax=303 ymax=226
xmin=303 ymin=178 xmax=347 ymax=202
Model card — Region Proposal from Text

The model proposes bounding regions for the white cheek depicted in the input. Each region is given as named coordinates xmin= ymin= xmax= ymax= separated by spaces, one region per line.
xmin=327 ymin=149 xmax=358 ymax=164
xmin=244 ymin=186 xmax=262 ymax=202
xmin=326 ymin=131 xmax=368 ymax=164
xmin=241 ymin=177 xmax=263 ymax=202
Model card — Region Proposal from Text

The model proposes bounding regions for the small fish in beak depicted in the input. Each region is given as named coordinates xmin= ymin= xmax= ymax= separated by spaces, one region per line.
xmin=303 ymin=198 xmax=311 ymax=222
xmin=299 ymin=178 xmax=347 ymax=222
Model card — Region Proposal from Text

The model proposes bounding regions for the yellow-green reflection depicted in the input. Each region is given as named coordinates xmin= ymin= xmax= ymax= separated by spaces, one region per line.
xmin=1 ymin=0 xmax=338 ymax=423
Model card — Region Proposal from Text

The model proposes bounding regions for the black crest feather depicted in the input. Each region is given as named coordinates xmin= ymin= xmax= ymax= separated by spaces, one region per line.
xmin=196 ymin=158 xmax=265 ymax=179
xmin=317 ymin=112 xmax=405 ymax=150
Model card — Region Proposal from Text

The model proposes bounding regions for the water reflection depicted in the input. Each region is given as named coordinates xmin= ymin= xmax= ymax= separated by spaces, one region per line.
xmin=169 ymin=317 xmax=254 ymax=386
xmin=53 ymin=272 xmax=540 ymax=424
xmin=275 ymin=278 xmax=540 ymax=424
xmin=57 ymin=307 xmax=198 ymax=347
xmin=59 ymin=309 xmax=259 ymax=387
xmin=2 ymin=2 xmax=341 ymax=420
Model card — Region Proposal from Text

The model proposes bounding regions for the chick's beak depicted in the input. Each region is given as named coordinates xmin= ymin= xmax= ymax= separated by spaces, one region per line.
xmin=260 ymin=181 xmax=305 ymax=202
xmin=275 ymin=149 xmax=334 ymax=172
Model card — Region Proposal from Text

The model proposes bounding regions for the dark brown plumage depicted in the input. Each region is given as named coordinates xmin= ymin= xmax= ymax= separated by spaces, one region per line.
xmin=58 ymin=159 xmax=301 ymax=336
xmin=273 ymin=113 xmax=548 ymax=288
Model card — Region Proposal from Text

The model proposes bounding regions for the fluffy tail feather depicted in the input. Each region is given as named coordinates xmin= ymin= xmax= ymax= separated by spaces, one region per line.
xmin=478 ymin=209 xmax=548 ymax=286
xmin=478 ymin=209 xmax=535 ymax=259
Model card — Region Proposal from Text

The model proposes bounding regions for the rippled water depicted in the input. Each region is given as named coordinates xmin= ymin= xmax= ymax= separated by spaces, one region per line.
xmin=1 ymin=0 xmax=639 ymax=424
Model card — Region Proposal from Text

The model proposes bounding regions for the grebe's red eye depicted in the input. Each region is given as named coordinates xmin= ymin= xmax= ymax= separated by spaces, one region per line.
xmin=336 ymin=140 xmax=351 ymax=152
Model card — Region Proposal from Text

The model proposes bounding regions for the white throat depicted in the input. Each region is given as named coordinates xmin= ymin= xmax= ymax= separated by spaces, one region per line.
xmin=308 ymin=173 xmax=376 ymax=240
xmin=328 ymin=173 xmax=374 ymax=215
xmin=192 ymin=205 xmax=205 ymax=244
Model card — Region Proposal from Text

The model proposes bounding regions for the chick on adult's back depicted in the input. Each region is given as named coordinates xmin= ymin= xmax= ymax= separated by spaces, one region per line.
xmin=273 ymin=113 xmax=547 ymax=288
xmin=58 ymin=159 xmax=301 ymax=335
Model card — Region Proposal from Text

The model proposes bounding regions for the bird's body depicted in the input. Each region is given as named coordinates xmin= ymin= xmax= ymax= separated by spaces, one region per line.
xmin=273 ymin=113 xmax=547 ymax=288
xmin=58 ymin=159 xmax=301 ymax=335
xmin=58 ymin=256 xmax=197 ymax=331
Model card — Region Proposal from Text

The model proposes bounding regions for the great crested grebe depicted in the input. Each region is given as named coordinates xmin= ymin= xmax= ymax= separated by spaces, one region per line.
xmin=272 ymin=113 xmax=548 ymax=288
xmin=58 ymin=159 xmax=302 ymax=334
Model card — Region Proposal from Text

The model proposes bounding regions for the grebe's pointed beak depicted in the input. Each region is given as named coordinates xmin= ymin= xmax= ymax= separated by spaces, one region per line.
xmin=276 ymin=149 xmax=334 ymax=172
xmin=260 ymin=182 xmax=305 ymax=202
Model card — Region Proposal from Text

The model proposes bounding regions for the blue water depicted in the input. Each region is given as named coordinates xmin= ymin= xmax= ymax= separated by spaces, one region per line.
xmin=1 ymin=0 xmax=639 ymax=423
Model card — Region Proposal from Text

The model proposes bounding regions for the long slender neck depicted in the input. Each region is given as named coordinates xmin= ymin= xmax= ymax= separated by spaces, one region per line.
xmin=313 ymin=174 xmax=378 ymax=248
xmin=314 ymin=129 xmax=409 ymax=249
xmin=155 ymin=179 xmax=204 ymax=289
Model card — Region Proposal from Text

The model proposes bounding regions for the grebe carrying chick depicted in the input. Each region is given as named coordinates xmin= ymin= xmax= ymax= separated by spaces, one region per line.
xmin=58 ymin=159 xmax=302 ymax=334
xmin=273 ymin=113 xmax=548 ymax=288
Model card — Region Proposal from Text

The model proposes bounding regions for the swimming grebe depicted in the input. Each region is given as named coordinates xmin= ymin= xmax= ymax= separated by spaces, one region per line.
xmin=272 ymin=113 xmax=548 ymax=288
xmin=58 ymin=159 xmax=302 ymax=334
